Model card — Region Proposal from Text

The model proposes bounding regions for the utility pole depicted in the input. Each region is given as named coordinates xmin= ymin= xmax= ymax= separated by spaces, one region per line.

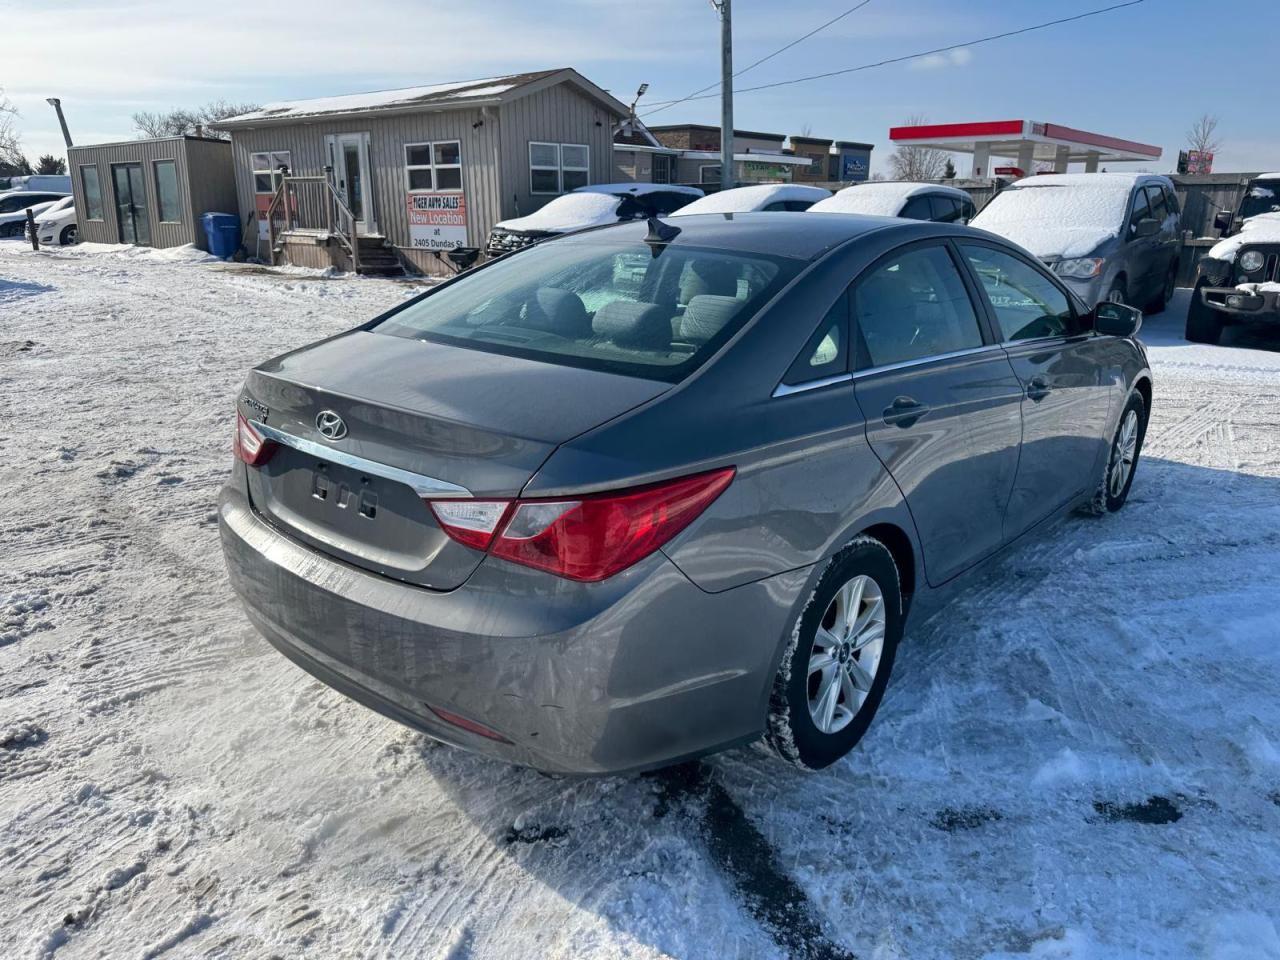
xmin=46 ymin=98 xmax=73 ymax=148
xmin=714 ymin=0 xmax=734 ymax=191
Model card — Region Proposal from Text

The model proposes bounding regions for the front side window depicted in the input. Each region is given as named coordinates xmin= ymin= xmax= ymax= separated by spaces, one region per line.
xmin=1127 ymin=186 xmax=1151 ymax=236
xmin=373 ymin=239 xmax=797 ymax=382
xmin=1146 ymin=185 xmax=1168 ymax=221
xmin=898 ymin=195 xmax=933 ymax=220
xmin=853 ymin=245 xmax=985 ymax=368
xmin=153 ymin=160 xmax=181 ymax=222
xmin=405 ymin=141 xmax=462 ymax=193
xmin=80 ymin=165 xmax=103 ymax=220
xmin=960 ymin=244 xmax=1074 ymax=342
xmin=251 ymin=151 xmax=291 ymax=194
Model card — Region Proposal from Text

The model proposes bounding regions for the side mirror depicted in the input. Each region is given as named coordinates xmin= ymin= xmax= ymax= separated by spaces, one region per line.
xmin=1134 ymin=217 xmax=1160 ymax=238
xmin=1094 ymin=301 xmax=1142 ymax=338
xmin=1214 ymin=210 xmax=1233 ymax=233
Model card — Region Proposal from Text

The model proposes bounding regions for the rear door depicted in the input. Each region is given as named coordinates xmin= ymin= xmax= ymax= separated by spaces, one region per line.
xmin=851 ymin=241 xmax=1024 ymax=586
xmin=956 ymin=241 xmax=1114 ymax=538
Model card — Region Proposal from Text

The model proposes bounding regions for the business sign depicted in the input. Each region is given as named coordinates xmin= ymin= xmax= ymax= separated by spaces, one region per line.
xmin=1187 ymin=150 xmax=1214 ymax=175
xmin=841 ymin=155 xmax=868 ymax=181
xmin=994 ymin=166 xmax=1026 ymax=178
xmin=407 ymin=193 xmax=467 ymax=249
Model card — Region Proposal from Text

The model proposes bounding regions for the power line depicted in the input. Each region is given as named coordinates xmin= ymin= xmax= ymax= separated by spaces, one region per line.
xmin=641 ymin=0 xmax=1144 ymax=115
xmin=644 ymin=0 xmax=875 ymax=120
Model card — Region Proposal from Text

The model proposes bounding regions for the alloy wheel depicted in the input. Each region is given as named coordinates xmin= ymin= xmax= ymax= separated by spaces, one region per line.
xmin=1109 ymin=409 xmax=1139 ymax=497
xmin=806 ymin=574 xmax=886 ymax=735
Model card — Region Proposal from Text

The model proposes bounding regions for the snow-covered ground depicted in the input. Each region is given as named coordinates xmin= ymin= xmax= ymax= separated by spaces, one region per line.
xmin=2 ymin=241 xmax=1280 ymax=960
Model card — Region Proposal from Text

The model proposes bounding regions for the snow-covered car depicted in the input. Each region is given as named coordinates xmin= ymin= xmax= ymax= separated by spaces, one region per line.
xmin=25 ymin=195 xmax=78 ymax=246
xmin=971 ymin=173 xmax=1181 ymax=311
xmin=0 ymin=190 xmax=68 ymax=238
xmin=670 ymin=183 xmax=831 ymax=216
xmin=807 ymin=181 xmax=976 ymax=223
xmin=485 ymin=183 xmax=703 ymax=256
xmin=1186 ymin=174 xmax=1280 ymax=344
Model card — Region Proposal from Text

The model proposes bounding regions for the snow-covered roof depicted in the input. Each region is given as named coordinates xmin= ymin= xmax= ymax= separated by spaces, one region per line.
xmin=1208 ymin=212 xmax=1280 ymax=263
xmin=670 ymin=184 xmax=831 ymax=216
xmin=575 ymin=183 xmax=703 ymax=199
xmin=494 ymin=192 xmax=622 ymax=233
xmin=215 ymin=69 xmax=626 ymax=127
xmin=808 ymin=181 xmax=968 ymax=217
xmin=970 ymin=175 xmax=1137 ymax=260
xmin=1254 ymin=173 xmax=1280 ymax=180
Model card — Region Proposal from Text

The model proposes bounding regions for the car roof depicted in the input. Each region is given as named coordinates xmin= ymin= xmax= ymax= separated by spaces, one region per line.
xmin=1009 ymin=172 xmax=1172 ymax=190
xmin=557 ymin=211 xmax=921 ymax=261
xmin=575 ymin=182 xmax=704 ymax=198
xmin=0 ymin=189 xmax=70 ymax=199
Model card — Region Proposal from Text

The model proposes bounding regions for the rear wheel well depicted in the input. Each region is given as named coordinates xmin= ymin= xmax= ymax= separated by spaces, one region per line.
xmin=863 ymin=523 xmax=916 ymax=612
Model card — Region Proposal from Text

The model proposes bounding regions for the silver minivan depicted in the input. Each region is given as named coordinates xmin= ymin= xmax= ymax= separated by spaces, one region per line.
xmin=972 ymin=173 xmax=1181 ymax=311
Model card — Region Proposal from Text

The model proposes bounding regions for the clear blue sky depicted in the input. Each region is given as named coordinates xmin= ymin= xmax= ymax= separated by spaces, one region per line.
xmin=5 ymin=0 xmax=1277 ymax=175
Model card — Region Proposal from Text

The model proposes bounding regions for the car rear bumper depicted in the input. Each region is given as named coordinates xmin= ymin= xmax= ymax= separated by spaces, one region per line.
xmin=218 ymin=476 xmax=806 ymax=774
xmin=1200 ymin=285 xmax=1280 ymax=319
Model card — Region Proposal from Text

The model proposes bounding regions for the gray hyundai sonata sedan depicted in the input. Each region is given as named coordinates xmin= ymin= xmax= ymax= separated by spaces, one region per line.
xmin=220 ymin=212 xmax=1151 ymax=774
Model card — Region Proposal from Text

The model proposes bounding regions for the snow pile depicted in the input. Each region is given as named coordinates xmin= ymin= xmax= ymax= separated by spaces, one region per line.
xmin=494 ymin=193 xmax=621 ymax=233
xmin=971 ymin=174 xmax=1138 ymax=259
xmin=809 ymin=181 xmax=963 ymax=217
xmin=1208 ymin=212 xmax=1280 ymax=262
xmin=671 ymin=183 xmax=830 ymax=215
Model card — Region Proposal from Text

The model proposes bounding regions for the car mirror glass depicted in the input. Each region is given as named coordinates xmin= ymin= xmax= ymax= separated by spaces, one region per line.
xmin=1094 ymin=301 xmax=1142 ymax=338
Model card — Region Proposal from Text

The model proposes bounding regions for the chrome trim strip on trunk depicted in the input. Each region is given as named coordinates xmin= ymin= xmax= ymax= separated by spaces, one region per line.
xmin=250 ymin=421 xmax=472 ymax=499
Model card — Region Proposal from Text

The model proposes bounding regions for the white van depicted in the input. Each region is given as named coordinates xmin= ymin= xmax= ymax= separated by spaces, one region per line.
xmin=3 ymin=174 xmax=72 ymax=193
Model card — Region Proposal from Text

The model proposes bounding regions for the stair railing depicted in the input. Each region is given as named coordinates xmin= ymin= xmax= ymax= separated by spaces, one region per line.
xmin=264 ymin=175 xmax=360 ymax=274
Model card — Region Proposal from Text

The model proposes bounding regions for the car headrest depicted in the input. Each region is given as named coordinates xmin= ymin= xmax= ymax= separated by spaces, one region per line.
xmin=523 ymin=287 xmax=590 ymax=337
xmin=592 ymin=300 xmax=671 ymax=351
xmin=680 ymin=260 xmax=740 ymax=302
xmin=680 ymin=295 xmax=743 ymax=345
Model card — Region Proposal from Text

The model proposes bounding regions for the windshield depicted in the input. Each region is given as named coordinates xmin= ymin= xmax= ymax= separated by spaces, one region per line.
xmin=1240 ymin=180 xmax=1280 ymax=220
xmin=373 ymin=237 xmax=798 ymax=382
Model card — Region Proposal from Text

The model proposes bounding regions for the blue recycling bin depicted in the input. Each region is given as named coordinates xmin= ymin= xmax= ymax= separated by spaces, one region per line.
xmin=201 ymin=212 xmax=242 ymax=259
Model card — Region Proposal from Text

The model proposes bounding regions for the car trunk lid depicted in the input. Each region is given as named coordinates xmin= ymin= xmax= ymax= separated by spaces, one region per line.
xmin=239 ymin=330 xmax=668 ymax=590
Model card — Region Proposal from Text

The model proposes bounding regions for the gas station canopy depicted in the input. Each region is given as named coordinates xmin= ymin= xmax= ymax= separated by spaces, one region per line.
xmin=888 ymin=120 xmax=1162 ymax=178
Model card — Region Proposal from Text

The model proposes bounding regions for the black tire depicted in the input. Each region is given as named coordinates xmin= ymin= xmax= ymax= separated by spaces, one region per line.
xmin=1147 ymin=262 xmax=1177 ymax=313
xmin=59 ymin=224 xmax=77 ymax=246
xmin=1084 ymin=390 xmax=1147 ymax=515
xmin=1185 ymin=280 xmax=1224 ymax=344
xmin=765 ymin=536 xmax=904 ymax=770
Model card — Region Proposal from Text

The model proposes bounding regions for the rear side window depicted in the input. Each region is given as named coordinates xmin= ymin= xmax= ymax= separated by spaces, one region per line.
xmin=929 ymin=196 xmax=963 ymax=223
xmin=960 ymin=244 xmax=1075 ymax=341
xmin=373 ymin=239 xmax=798 ymax=383
xmin=852 ymin=245 xmax=985 ymax=368
xmin=783 ymin=298 xmax=848 ymax=385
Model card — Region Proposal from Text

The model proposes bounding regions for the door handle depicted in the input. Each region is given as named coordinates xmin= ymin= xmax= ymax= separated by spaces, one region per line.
xmin=1026 ymin=376 xmax=1051 ymax=401
xmin=882 ymin=396 xmax=929 ymax=427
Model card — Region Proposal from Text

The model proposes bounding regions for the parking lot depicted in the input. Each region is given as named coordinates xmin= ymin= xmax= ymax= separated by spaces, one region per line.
xmin=2 ymin=241 xmax=1280 ymax=959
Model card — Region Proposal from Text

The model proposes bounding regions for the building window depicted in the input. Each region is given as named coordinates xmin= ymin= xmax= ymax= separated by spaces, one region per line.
xmin=251 ymin=151 xmax=291 ymax=194
xmin=404 ymin=141 xmax=462 ymax=193
xmin=652 ymin=154 xmax=672 ymax=184
xmin=561 ymin=144 xmax=589 ymax=191
xmin=699 ymin=165 xmax=721 ymax=186
xmin=153 ymin=160 xmax=181 ymax=223
xmin=80 ymin=165 xmax=103 ymax=220
xmin=528 ymin=141 xmax=590 ymax=194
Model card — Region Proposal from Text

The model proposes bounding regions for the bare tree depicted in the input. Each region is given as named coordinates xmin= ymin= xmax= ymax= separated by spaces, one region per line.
xmin=0 ymin=88 xmax=29 ymax=176
xmin=1186 ymin=113 xmax=1222 ymax=158
xmin=888 ymin=115 xmax=950 ymax=180
xmin=132 ymin=99 xmax=260 ymax=140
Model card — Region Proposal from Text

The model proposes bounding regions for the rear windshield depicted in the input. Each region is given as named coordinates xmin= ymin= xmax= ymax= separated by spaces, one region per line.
xmin=372 ymin=238 xmax=798 ymax=382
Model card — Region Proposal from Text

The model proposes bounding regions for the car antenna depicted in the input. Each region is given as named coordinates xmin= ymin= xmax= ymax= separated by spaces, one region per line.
xmin=644 ymin=215 xmax=681 ymax=256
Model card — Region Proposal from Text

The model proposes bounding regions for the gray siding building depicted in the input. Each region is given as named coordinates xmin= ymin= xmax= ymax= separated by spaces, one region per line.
xmin=67 ymin=136 xmax=237 ymax=249
xmin=213 ymin=68 xmax=626 ymax=275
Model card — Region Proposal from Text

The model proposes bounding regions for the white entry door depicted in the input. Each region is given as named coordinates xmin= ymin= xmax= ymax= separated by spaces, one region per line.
xmin=330 ymin=133 xmax=375 ymax=235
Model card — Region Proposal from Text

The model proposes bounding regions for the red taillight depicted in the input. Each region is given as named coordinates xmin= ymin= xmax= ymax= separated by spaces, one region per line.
xmin=427 ymin=705 xmax=511 ymax=743
xmin=429 ymin=468 xmax=734 ymax=582
xmin=233 ymin=412 xmax=277 ymax=466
